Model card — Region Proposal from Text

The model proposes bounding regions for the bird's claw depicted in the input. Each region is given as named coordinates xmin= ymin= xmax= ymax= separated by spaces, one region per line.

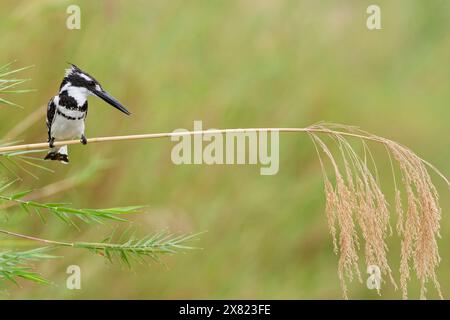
xmin=80 ymin=135 xmax=87 ymax=145
xmin=48 ymin=137 xmax=55 ymax=148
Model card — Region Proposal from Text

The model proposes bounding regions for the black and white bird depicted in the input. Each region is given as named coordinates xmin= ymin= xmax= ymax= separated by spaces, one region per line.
xmin=45 ymin=64 xmax=130 ymax=163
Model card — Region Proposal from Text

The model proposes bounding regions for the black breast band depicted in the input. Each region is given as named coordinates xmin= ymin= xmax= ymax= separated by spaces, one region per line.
xmin=56 ymin=109 xmax=85 ymax=121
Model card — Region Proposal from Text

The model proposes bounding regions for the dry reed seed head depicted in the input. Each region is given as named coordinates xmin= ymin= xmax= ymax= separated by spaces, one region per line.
xmin=319 ymin=132 xmax=392 ymax=290
xmin=324 ymin=178 xmax=338 ymax=254
xmin=312 ymin=134 xmax=362 ymax=298
xmin=386 ymin=142 xmax=442 ymax=299
xmin=308 ymin=124 xmax=444 ymax=299
xmin=395 ymin=189 xmax=404 ymax=235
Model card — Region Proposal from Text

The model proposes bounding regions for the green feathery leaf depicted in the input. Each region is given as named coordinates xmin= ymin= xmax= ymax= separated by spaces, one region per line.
xmin=0 ymin=62 xmax=34 ymax=108
xmin=74 ymin=230 xmax=202 ymax=267
xmin=0 ymin=190 xmax=145 ymax=225
xmin=0 ymin=247 xmax=58 ymax=285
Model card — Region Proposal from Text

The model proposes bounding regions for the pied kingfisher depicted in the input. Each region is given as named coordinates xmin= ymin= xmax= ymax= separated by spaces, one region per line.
xmin=45 ymin=64 xmax=130 ymax=163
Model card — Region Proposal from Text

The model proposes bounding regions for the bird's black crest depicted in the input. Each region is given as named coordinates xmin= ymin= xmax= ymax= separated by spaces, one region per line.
xmin=60 ymin=63 xmax=100 ymax=91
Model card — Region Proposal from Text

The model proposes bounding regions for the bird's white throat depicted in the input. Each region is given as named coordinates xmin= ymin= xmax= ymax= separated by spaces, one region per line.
xmin=67 ymin=86 xmax=90 ymax=105
xmin=60 ymin=82 xmax=91 ymax=106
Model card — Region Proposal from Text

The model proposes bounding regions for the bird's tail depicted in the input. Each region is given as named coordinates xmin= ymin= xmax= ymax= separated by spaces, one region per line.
xmin=44 ymin=145 xmax=69 ymax=164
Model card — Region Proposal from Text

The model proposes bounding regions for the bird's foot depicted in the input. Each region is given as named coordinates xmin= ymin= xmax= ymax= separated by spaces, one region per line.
xmin=80 ymin=135 xmax=87 ymax=145
xmin=48 ymin=137 xmax=55 ymax=148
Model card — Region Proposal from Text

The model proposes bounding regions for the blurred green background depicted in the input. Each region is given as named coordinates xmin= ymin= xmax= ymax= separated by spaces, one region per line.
xmin=0 ymin=0 xmax=449 ymax=299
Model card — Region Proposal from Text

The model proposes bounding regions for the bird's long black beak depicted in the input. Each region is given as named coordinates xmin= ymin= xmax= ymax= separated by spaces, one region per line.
xmin=94 ymin=90 xmax=131 ymax=115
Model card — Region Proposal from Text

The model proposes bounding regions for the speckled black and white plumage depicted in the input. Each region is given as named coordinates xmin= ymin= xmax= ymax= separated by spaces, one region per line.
xmin=45 ymin=64 xmax=130 ymax=164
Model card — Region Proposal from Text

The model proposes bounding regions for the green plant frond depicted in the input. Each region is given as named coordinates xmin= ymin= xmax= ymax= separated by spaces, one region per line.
xmin=0 ymin=178 xmax=20 ymax=193
xmin=15 ymin=157 xmax=54 ymax=173
xmin=0 ymin=191 xmax=144 ymax=225
xmin=74 ymin=231 xmax=202 ymax=267
xmin=0 ymin=63 xmax=34 ymax=107
xmin=0 ymin=96 xmax=22 ymax=108
xmin=0 ymin=155 xmax=110 ymax=195
xmin=0 ymin=230 xmax=202 ymax=286
xmin=93 ymin=205 xmax=147 ymax=215
xmin=0 ymin=150 xmax=52 ymax=178
xmin=1 ymin=149 xmax=46 ymax=156
xmin=0 ymin=247 xmax=58 ymax=285
xmin=0 ymin=61 xmax=16 ymax=73
xmin=0 ymin=65 xmax=34 ymax=78
xmin=0 ymin=79 xmax=31 ymax=91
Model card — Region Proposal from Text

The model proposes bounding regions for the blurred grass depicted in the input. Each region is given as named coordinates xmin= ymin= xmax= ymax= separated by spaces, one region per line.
xmin=0 ymin=0 xmax=449 ymax=299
